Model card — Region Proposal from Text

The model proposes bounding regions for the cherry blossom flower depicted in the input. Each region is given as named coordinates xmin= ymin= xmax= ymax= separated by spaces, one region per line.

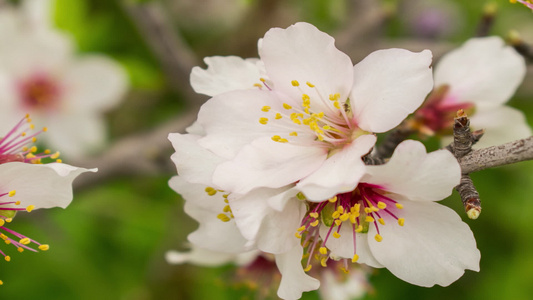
xmin=414 ymin=37 xmax=531 ymax=147
xmin=295 ymin=140 xmax=479 ymax=287
xmin=0 ymin=116 xmax=96 ymax=284
xmin=0 ymin=1 xmax=128 ymax=157
xmin=192 ymin=22 xmax=434 ymax=201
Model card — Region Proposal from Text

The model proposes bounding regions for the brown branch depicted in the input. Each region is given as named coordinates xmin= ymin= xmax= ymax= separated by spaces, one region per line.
xmin=455 ymin=175 xmax=481 ymax=219
xmin=71 ymin=110 xmax=199 ymax=191
xmin=459 ymin=136 xmax=533 ymax=174
xmin=475 ymin=3 xmax=496 ymax=37
xmin=120 ymin=1 xmax=201 ymax=103
xmin=374 ymin=123 xmax=414 ymax=159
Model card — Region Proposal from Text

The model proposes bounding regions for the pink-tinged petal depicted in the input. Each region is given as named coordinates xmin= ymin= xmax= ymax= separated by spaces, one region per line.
xmin=0 ymin=162 xmax=96 ymax=209
xmin=320 ymin=223 xmax=383 ymax=268
xmin=190 ymin=56 xmax=263 ymax=97
xmin=63 ymin=55 xmax=128 ymax=112
xmin=197 ymin=89 xmax=288 ymax=159
xmin=363 ymin=140 xmax=460 ymax=202
xmin=351 ymin=49 xmax=433 ymax=133
xmin=168 ymin=133 xmax=225 ymax=186
xmin=276 ymin=245 xmax=320 ymax=300
xmin=166 ymin=248 xmax=259 ymax=267
xmin=434 ymin=37 xmax=526 ymax=107
xmin=297 ymin=134 xmax=376 ymax=201
xmin=469 ymin=106 xmax=532 ymax=149
xmin=170 ymin=176 xmax=252 ymax=253
xmin=259 ymin=22 xmax=353 ymax=112
xmin=368 ymin=201 xmax=480 ymax=287
xmin=213 ymin=137 xmax=327 ymax=195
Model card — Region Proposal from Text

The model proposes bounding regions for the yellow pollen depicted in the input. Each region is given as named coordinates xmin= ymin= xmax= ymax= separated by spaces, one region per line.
xmin=332 ymin=211 xmax=340 ymax=219
xmin=17 ymin=247 xmax=24 ymax=253
xmin=352 ymin=254 xmax=359 ymax=263
xmin=297 ymin=226 xmax=306 ymax=232
xmin=0 ymin=280 xmax=3 ymax=285
xmin=217 ymin=214 xmax=231 ymax=222
xmin=329 ymin=196 xmax=337 ymax=203
xmin=283 ymin=103 xmax=292 ymax=110
xmin=349 ymin=214 xmax=357 ymax=224
xmin=21 ymin=132 xmax=27 ymax=137
xmin=31 ymin=137 xmax=37 ymax=143
xmin=395 ymin=203 xmax=404 ymax=209
xmin=398 ymin=218 xmax=405 ymax=226
xmin=4 ymin=256 xmax=10 ymax=262
xmin=364 ymin=207 xmax=372 ymax=214
xmin=22 ymin=146 xmax=28 ymax=151
xmin=333 ymin=101 xmax=340 ymax=109
xmin=309 ymin=212 xmax=319 ymax=219
xmin=289 ymin=131 xmax=298 ymax=136
xmin=377 ymin=202 xmax=387 ymax=209
xmin=275 ymin=113 xmax=282 ymax=120
xmin=306 ymin=82 xmax=315 ymax=88
xmin=323 ymin=125 xmax=331 ymax=130
xmin=30 ymin=146 xmax=37 ymax=153
xmin=261 ymin=106 xmax=271 ymax=112
xmin=365 ymin=216 xmax=374 ymax=223
xmin=319 ymin=247 xmax=328 ymax=255
xmin=304 ymin=265 xmax=312 ymax=272
xmin=334 ymin=219 xmax=342 ymax=227
xmin=222 ymin=205 xmax=231 ymax=213
xmin=56 ymin=159 xmax=62 ymax=163
xmin=333 ymin=231 xmax=341 ymax=238
xmin=355 ymin=225 xmax=363 ymax=233
xmin=271 ymin=135 xmax=281 ymax=142
xmin=44 ymin=149 xmax=51 ymax=154
xmin=295 ymin=232 xmax=302 ymax=239
xmin=320 ymin=257 xmax=328 ymax=267
xmin=205 ymin=187 xmax=217 ymax=196
xmin=339 ymin=213 xmax=350 ymax=222
xmin=253 ymin=83 xmax=263 ymax=88
xmin=26 ymin=153 xmax=36 ymax=160
xmin=26 ymin=205 xmax=35 ymax=212
xmin=43 ymin=127 xmax=48 ymax=132
xmin=291 ymin=80 xmax=300 ymax=87
xmin=6 ymin=218 xmax=12 ymax=223
xmin=50 ymin=152 xmax=60 ymax=159
xmin=337 ymin=206 xmax=345 ymax=214
xmin=378 ymin=218 xmax=385 ymax=225
xmin=259 ymin=117 xmax=268 ymax=125
xmin=375 ymin=234 xmax=383 ymax=242
xmin=302 ymin=94 xmax=310 ymax=102
xmin=0 ymin=220 xmax=4 ymax=226
xmin=260 ymin=78 xmax=266 ymax=82
xmin=5 ymin=240 xmax=11 ymax=245
xmin=310 ymin=220 xmax=319 ymax=227
xmin=8 ymin=190 xmax=16 ymax=197
xmin=20 ymin=238 xmax=31 ymax=245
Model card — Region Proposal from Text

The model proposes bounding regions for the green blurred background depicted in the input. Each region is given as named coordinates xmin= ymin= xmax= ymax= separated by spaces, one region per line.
xmin=2 ymin=0 xmax=533 ymax=299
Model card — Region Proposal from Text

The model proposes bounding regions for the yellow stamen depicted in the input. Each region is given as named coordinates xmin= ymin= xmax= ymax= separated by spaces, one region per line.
xmin=8 ymin=190 xmax=16 ymax=197
xmin=375 ymin=234 xmax=383 ymax=242
xmin=352 ymin=254 xmax=359 ymax=263
xmin=319 ymin=247 xmax=328 ymax=255
xmin=304 ymin=265 xmax=312 ymax=272
xmin=320 ymin=257 xmax=328 ymax=267
xmin=259 ymin=117 xmax=268 ymax=125
xmin=291 ymin=80 xmax=300 ymax=87
xmin=309 ymin=212 xmax=319 ymax=219
xmin=378 ymin=218 xmax=385 ymax=225
xmin=310 ymin=220 xmax=319 ymax=227
xmin=365 ymin=216 xmax=374 ymax=223
xmin=398 ymin=218 xmax=405 ymax=226
xmin=217 ymin=214 xmax=231 ymax=222
xmin=204 ymin=187 xmax=217 ymax=196
xmin=4 ymin=256 xmax=10 ymax=262
xmin=328 ymin=196 xmax=337 ymax=203
xmin=275 ymin=113 xmax=282 ymax=120
xmin=26 ymin=205 xmax=35 ymax=212
xmin=395 ymin=203 xmax=404 ymax=209
xmin=377 ymin=202 xmax=387 ymax=209
xmin=261 ymin=106 xmax=271 ymax=112
xmin=306 ymin=82 xmax=315 ymax=88
xmin=333 ymin=231 xmax=341 ymax=238
xmin=20 ymin=238 xmax=31 ymax=245
xmin=283 ymin=103 xmax=292 ymax=110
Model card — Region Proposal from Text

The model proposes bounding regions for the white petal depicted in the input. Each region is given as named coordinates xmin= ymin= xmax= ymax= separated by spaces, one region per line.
xmin=190 ymin=56 xmax=263 ymax=96
xmin=351 ymin=48 xmax=433 ymax=133
xmin=319 ymin=268 xmax=367 ymax=300
xmin=368 ymin=201 xmax=480 ymax=287
xmin=434 ymin=37 xmax=526 ymax=107
xmin=259 ymin=22 xmax=353 ymax=113
xmin=165 ymin=247 xmax=259 ymax=267
xmin=0 ymin=162 xmax=96 ymax=209
xmin=319 ymin=222 xmax=383 ymax=268
xmin=168 ymin=133 xmax=225 ymax=186
xmin=197 ymin=89 xmax=289 ymax=159
xmin=276 ymin=245 xmax=320 ymax=300
xmin=62 ymin=55 xmax=128 ymax=112
xmin=45 ymin=113 xmax=106 ymax=158
xmin=297 ymin=134 xmax=376 ymax=201
xmin=213 ymin=137 xmax=327 ymax=195
xmin=363 ymin=140 xmax=460 ymax=201
xmin=169 ymin=176 xmax=252 ymax=253
xmin=469 ymin=106 xmax=532 ymax=148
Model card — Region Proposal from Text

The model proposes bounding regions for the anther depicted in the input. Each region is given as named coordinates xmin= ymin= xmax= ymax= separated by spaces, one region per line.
xmin=398 ymin=218 xmax=405 ymax=226
xmin=378 ymin=218 xmax=385 ymax=225
xmin=306 ymin=82 xmax=315 ymax=88
xmin=352 ymin=254 xmax=359 ymax=263
xmin=8 ymin=190 xmax=16 ymax=197
xmin=304 ymin=265 xmax=312 ymax=272
xmin=333 ymin=232 xmax=341 ymax=238
xmin=261 ymin=106 xmax=271 ymax=112
xmin=26 ymin=205 xmax=35 ymax=212
xmin=20 ymin=238 xmax=31 ymax=245
xmin=4 ymin=256 xmax=10 ymax=262
xmin=365 ymin=216 xmax=374 ymax=223
xmin=375 ymin=234 xmax=383 ymax=242
xmin=319 ymin=247 xmax=328 ymax=255
xmin=259 ymin=117 xmax=268 ymax=125
xmin=291 ymin=80 xmax=300 ymax=87
xmin=395 ymin=203 xmax=404 ymax=209
xmin=377 ymin=202 xmax=387 ymax=209
xmin=283 ymin=103 xmax=292 ymax=110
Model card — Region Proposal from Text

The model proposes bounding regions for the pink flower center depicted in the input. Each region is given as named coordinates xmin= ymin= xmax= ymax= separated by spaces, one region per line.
xmin=0 ymin=190 xmax=49 ymax=264
xmin=296 ymin=183 xmax=405 ymax=271
xmin=414 ymin=85 xmax=474 ymax=134
xmin=18 ymin=73 xmax=62 ymax=112
xmin=0 ymin=115 xmax=61 ymax=164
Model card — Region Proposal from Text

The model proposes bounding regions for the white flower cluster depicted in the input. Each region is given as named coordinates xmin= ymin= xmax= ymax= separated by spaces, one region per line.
xmin=168 ymin=22 xmax=529 ymax=299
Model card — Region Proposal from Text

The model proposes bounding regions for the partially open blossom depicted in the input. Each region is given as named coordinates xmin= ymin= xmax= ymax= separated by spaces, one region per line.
xmin=192 ymin=22 xmax=433 ymax=201
xmin=0 ymin=0 xmax=128 ymax=157
xmin=0 ymin=116 xmax=96 ymax=284
xmin=414 ymin=37 xmax=531 ymax=147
